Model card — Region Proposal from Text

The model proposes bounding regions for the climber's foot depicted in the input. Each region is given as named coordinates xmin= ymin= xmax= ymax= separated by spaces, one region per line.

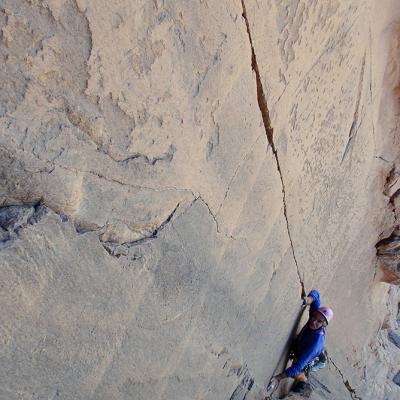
xmin=292 ymin=381 xmax=312 ymax=397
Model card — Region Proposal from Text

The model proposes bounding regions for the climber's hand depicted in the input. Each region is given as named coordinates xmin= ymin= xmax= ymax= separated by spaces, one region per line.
xmin=266 ymin=372 xmax=286 ymax=393
xmin=303 ymin=295 xmax=314 ymax=306
xmin=266 ymin=377 xmax=279 ymax=394
xmin=274 ymin=373 xmax=286 ymax=381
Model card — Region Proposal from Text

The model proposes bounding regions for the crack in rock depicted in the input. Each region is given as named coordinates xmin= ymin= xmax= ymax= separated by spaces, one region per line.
xmin=216 ymin=134 xmax=263 ymax=215
xmin=206 ymin=101 xmax=221 ymax=161
xmin=0 ymin=144 xmax=192 ymax=194
xmin=208 ymin=347 xmax=263 ymax=400
xmin=102 ymin=202 xmax=181 ymax=256
xmin=328 ymin=356 xmax=362 ymax=400
xmin=241 ymin=0 xmax=305 ymax=296
xmin=375 ymin=165 xmax=400 ymax=284
xmin=118 ymin=145 xmax=176 ymax=166
xmin=102 ymin=195 xmax=235 ymax=258
xmin=151 ymin=202 xmax=180 ymax=237
xmin=64 ymin=96 xmax=174 ymax=168
xmin=194 ymin=34 xmax=227 ymax=98
xmin=169 ymin=195 xmax=235 ymax=241
xmin=341 ymin=52 xmax=366 ymax=163
xmin=309 ymin=375 xmax=332 ymax=394
xmin=0 ymin=203 xmax=67 ymax=249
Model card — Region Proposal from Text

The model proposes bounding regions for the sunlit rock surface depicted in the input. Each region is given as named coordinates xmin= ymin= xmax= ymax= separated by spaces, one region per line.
xmin=1 ymin=1 xmax=400 ymax=399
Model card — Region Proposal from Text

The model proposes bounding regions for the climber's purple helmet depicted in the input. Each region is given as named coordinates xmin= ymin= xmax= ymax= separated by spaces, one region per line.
xmin=317 ymin=306 xmax=333 ymax=325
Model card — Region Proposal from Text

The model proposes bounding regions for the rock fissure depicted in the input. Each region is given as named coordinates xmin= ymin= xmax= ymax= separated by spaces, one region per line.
xmin=309 ymin=376 xmax=332 ymax=394
xmin=191 ymin=195 xmax=235 ymax=240
xmin=375 ymin=164 xmax=400 ymax=284
xmin=0 ymin=144 xmax=193 ymax=194
xmin=117 ymin=144 xmax=176 ymax=166
xmin=63 ymin=97 xmax=173 ymax=168
xmin=241 ymin=0 xmax=305 ymax=297
xmin=0 ymin=200 xmax=182 ymax=257
xmin=216 ymin=134 xmax=264 ymax=214
xmin=207 ymin=101 xmax=221 ymax=160
xmin=150 ymin=202 xmax=180 ymax=238
xmin=2 ymin=143 xmax=237 ymax=246
xmin=66 ymin=164 xmax=188 ymax=193
xmin=374 ymin=155 xmax=390 ymax=163
xmin=194 ymin=34 xmax=227 ymax=98
xmin=341 ymin=52 xmax=366 ymax=163
xmin=103 ymin=189 xmax=240 ymax=255
xmin=208 ymin=347 xmax=259 ymax=400
xmin=101 ymin=203 xmax=181 ymax=256
xmin=0 ymin=203 xmax=67 ymax=248
xmin=102 ymin=195 xmax=235 ymax=257
xmin=328 ymin=356 xmax=362 ymax=400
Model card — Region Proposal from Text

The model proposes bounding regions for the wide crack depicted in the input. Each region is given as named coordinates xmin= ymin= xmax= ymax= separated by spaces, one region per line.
xmin=241 ymin=0 xmax=305 ymax=297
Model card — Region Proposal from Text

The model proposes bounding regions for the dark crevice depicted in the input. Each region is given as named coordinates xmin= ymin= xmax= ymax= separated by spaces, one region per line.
xmin=328 ymin=357 xmax=362 ymax=400
xmin=151 ymin=202 xmax=180 ymax=237
xmin=225 ymin=362 xmax=257 ymax=400
xmin=118 ymin=145 xmax=176 ymax=166
xmin=101 ymin=194 xmax=236 ymax=258
xmin=241 ymin=0 xmax=305 ymax=297
xmin=101 ymin=202 xmax=181 ymax=256
xmin=341 ymin=52 xmax=366 ymax=163
xmin=0 ymin=202 xmax=68 ymax=249
xmin=383 ymin=164 xmax=399 ymax=204
xmin=375 ymin=155 xmax=390 ymax=163
xmin=375 ymin=164 xmax=400 ymax=284
xmin=376 ymin=230 xmax=400 ymax=250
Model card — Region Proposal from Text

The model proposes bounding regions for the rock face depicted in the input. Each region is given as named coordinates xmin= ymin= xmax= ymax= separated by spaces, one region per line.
xmin=1 ymin=1 xmax=400 ymax=399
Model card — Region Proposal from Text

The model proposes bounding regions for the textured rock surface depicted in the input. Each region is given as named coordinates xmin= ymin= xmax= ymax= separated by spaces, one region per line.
xmin=1 ymin=1 xmax=400 ymax=399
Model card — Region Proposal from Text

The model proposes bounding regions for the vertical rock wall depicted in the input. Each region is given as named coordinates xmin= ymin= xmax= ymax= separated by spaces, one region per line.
xmin=0 ymin=1 xmax=399 ymax=399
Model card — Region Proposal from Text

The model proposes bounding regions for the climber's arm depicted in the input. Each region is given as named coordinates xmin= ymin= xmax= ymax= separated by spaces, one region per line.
xmin=284 ymin=335 xmax=324 ymax=378
xmin=306 ymin=289 xmax=321 ymax=317
xmin=270 ymin=341 xmax=321 ymax=385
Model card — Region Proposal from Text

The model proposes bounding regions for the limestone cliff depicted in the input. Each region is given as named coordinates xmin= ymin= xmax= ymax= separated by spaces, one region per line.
xmin=1 ymin=1 xmax=400 ymax=399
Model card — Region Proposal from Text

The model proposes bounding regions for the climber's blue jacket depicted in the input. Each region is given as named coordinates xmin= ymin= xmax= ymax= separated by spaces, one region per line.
xmin=284 ymin=289 xmax=325 ymax=378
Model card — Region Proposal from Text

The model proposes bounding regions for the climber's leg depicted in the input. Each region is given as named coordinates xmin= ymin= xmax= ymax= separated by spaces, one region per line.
xmin=309 ymin=350 xmax=328 ymax=372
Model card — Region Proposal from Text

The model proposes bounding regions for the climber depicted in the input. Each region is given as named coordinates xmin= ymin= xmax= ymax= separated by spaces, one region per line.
xmin=268 ymin=289 xmax=333 ymax=396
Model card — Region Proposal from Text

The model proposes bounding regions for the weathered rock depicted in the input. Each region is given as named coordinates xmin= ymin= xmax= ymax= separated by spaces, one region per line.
xmin=376 ymin=232 xmax=400 ymax=285
xmin=393 ymin=371 xmax=400 ymax=386
xmin=1 ymin=0 xmax=400 ymax=399
xmin=0 ymin=205 xmax=34 ymax=231
xmin=388 ymin=329 xmax=400 ymax=349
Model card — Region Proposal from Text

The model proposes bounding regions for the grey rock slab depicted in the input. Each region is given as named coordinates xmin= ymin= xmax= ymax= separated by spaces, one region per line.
xmin=393 ymin=371 xmax=400 ymax=386
xmin=0 ymin=205 xmax=35 ymax=231
xmin=388 ymin=330 xmax=400 ymax=349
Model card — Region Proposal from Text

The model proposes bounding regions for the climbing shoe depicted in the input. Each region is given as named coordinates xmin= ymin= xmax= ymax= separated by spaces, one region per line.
xmin=292 ymin=381 xmax=312 ymax=397
xmin=310 ymin=359 xmax=326 ymax=372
